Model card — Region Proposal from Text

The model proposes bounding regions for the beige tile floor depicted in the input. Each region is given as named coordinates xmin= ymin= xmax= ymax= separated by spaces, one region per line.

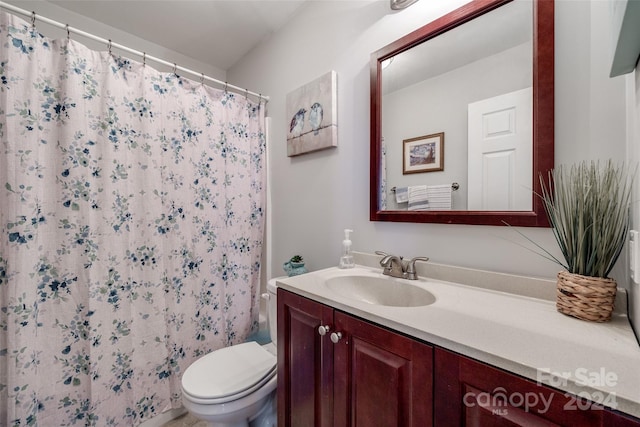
xmin=162 ymin=413 xmax=207 ymax=427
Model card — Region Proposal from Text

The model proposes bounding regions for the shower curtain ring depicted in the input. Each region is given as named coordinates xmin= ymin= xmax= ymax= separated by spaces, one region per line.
xmin=224 ymin=82 xmax=228 ymax=93
xmin=142 ymin=52 xmax=146 ymax=66
xmin=173 ymin=63 xmax=177 ymax=75
xmin=108 ymin=39 xmax=112 ymax=55
xmin=200 ymin=73 xmax=204 ymax=85
xmin=245 ymin=89 xmax=248 ymax=99
xmin=30 ymin=11 xmax=36 ymax=28
xmin=65 ymin=24 xmax=70 ymax=40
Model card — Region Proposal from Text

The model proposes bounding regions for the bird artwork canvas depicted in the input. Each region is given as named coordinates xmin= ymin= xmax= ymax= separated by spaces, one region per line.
xmin=286 ymin=71 xmax=337 ymax=156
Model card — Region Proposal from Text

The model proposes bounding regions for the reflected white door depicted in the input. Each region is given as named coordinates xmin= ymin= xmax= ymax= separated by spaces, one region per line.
xmin=467 ymin=87 xmax=532 ymax=211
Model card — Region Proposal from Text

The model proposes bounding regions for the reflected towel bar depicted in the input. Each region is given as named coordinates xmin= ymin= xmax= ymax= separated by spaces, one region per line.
xmin=390 ymin=183 xmax=459 ymax=193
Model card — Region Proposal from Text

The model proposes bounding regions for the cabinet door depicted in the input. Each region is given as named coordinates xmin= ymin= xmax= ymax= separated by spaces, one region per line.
xmin=277 ymin=289 xmax=334 ymax=427
xmin=604 ymin=410 xmax=640 ymax=426
xmin=434 ymin=347 xmax=606 ymax=426
xmin=333 ymin=311 xmax=433 ymax=427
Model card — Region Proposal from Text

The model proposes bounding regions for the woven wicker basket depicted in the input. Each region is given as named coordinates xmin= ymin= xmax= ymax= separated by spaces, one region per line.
xmin=556 ymin=271 xmax=617 ymax=322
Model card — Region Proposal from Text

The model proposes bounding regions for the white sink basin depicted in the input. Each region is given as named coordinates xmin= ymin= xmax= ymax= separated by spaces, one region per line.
xmin=324 ymin=275 xmax=436 ymax=307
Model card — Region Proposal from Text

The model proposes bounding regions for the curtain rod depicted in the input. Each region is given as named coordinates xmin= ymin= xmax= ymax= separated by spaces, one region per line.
xmin=0 ymin=1 xmax=269 ymax=103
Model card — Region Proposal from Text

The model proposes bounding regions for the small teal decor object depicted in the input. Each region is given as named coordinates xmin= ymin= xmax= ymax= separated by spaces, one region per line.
xmin=283 ymin=255 xmax=307 ymax=277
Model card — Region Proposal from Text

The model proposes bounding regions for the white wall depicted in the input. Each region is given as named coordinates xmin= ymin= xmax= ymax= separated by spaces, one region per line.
xmin=229 ymin=0 xmax=628 ymax=283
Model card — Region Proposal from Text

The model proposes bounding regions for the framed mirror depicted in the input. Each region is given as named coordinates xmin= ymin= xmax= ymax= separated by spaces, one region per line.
xmin=370 ymin=0 xmax=553 ymax=226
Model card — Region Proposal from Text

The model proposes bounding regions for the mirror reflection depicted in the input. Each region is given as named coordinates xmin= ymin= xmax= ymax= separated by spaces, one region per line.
xmin=380 ymin=1 xmax=532 ymax=212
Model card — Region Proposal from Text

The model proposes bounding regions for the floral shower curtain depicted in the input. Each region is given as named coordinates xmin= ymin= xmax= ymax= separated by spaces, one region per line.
xmin=0 ymin=12 xmax=266 ymax=426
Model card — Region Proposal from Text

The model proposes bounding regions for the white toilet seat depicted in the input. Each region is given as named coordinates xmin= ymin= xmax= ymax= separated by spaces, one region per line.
xmin=181 ymin=341 xmax=277 ymax=405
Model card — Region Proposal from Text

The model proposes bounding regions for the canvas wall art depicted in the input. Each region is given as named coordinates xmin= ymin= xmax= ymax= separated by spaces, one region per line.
xmin=286 ymin=71 xmax=337 ymax=156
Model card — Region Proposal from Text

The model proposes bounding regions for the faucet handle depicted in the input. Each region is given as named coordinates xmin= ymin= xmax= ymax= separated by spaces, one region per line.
xmin=405 ymin=256 xmax=430 ymax=280
xmin=375 ymin=251 xmax=404 ymax=262
xmin=375 ymin=251 xmax=392 ymax=268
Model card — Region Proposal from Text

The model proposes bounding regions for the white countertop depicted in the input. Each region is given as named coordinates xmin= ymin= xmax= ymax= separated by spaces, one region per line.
xmin=275 ymin=254 xmax=640 ymax=418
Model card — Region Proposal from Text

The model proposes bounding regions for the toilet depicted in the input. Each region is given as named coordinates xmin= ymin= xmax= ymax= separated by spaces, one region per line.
xmin=181 ymin=278 xmax=280 ymax=427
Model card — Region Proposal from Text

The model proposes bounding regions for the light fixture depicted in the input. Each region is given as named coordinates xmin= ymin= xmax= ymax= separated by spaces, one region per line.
xmin=390 ymin=0 xmax=420 ymax=10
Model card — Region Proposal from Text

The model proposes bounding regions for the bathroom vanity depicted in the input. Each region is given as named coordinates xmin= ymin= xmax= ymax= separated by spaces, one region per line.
xmin=276 ymin=255 xmax=640 ymax=426
xmin=277 ymin=289 xmax=433 ymax=426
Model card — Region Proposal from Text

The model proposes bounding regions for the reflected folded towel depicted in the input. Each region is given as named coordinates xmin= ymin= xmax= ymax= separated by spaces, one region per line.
xmin=395 ymin=187 xmax=408 ymax=203
xmin=426 ymin=184 xmax=451 ymax=210
xmin=408 ymin=185 xmax=429 ymax=210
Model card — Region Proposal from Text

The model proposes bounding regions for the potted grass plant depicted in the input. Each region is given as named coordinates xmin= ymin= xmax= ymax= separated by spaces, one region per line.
xmin=535 ymin=160 xmax=634 ymax=322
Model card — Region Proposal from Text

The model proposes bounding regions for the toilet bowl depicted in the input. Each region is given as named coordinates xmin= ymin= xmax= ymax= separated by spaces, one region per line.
xmin=181 ymin=278 xmax=281 ymax=427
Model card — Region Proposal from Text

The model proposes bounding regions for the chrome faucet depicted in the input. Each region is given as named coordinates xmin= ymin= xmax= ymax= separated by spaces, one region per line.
xmin=377 ymin=252 xmax=405 ymax=278
xmin=375 ymin=251 xmax=429 ymax=280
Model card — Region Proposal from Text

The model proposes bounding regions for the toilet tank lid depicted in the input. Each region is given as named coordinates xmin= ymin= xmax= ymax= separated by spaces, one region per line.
xmin=267 ymin=277 xmax=286 ymax=293
xmin=182 ymin=341 xmax=276 ymax=400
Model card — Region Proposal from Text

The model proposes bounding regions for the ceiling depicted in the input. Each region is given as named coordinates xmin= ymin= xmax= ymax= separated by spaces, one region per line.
xmin=48 ymin=0 xmax=308 ymax=71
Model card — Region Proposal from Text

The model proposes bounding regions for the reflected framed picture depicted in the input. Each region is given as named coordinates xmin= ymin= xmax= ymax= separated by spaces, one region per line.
xmin=402 ymin=132 xmax=444 ymax=174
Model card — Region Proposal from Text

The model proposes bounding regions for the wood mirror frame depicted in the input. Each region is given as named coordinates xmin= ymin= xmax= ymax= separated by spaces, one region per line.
xmin=370 ymin=0 xmax=554 ymax=226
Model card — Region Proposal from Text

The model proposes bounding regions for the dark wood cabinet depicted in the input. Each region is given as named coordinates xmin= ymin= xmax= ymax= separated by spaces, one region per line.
xmin=278 ymin=288 xmax=640 ymax=427
xmin=333 ymin=311 xmax=433 ymax=427
xmin=277 ymin=289 xmax=433 ymax=427
xmin=605 ymin=411 xmax=640 ymax=427
xmin=434 ymin=347 xmax=640 ymax=427
xmin=277 ymin=289 xmax=334 ymax=427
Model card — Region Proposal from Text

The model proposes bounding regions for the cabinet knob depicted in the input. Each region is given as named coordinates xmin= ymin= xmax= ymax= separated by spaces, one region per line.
xmin=318 ymin=325 xmax=331 ymax=336
xmin=330 ymin=332 xmax=343 ymax=344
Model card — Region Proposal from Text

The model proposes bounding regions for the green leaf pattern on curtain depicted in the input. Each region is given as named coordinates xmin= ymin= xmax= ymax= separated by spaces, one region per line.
xmin=0 ymin=12 xmax=266 ymax=426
